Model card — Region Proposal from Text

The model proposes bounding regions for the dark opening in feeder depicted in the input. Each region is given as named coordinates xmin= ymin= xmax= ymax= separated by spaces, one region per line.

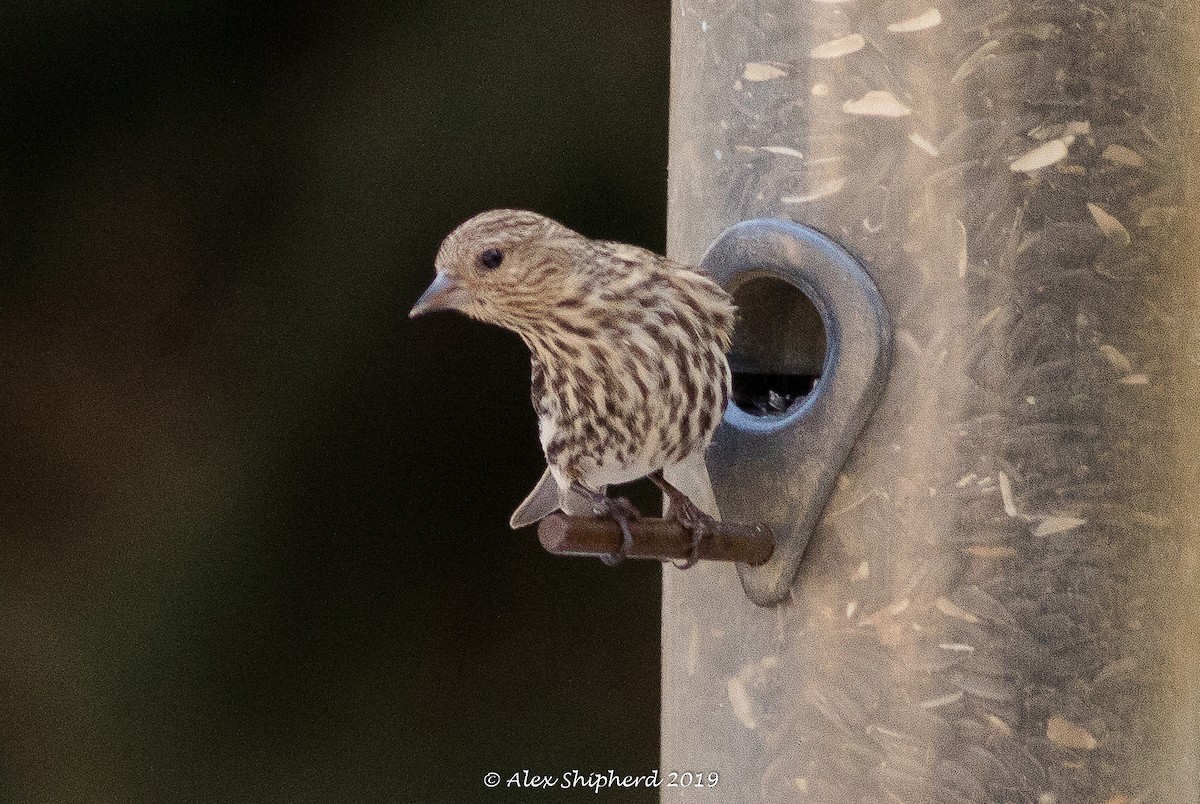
xmin=728 ymin=276 xmax=826 ymax=416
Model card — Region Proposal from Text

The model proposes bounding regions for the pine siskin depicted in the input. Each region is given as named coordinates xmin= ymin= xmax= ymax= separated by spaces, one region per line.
xmin=410 ymin=209 xmax=735 ymax=564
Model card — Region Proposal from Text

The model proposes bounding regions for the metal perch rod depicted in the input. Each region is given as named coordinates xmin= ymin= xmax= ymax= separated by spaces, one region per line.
xmin=537 ymin=513 xmax=775 ymax=566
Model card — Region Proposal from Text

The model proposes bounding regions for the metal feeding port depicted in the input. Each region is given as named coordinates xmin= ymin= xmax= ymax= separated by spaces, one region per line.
xmin=701 ymin=218 xmax=892 ymax=607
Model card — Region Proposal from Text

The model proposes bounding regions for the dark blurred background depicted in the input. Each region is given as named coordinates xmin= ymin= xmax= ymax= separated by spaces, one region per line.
xmin=0 ymin=2 xmax=669 ymax=801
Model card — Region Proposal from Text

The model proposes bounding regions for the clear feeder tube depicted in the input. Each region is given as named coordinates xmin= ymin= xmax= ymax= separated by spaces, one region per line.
xmin=663 ymin=1 xmax=1200 ymax=801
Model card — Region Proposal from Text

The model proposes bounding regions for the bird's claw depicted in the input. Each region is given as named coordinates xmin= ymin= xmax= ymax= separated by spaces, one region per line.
xmin=670 ymin=497 xmax=715 ymax=570
xmin=648 ymin=471 xmax=715 ymax=570
xmin=595 ymin=496 xmax=639 ymax=565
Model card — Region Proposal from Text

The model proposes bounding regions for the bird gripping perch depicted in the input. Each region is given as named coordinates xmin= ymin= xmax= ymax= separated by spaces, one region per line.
xmin=412 ymin=210 xmax=775 ymax=572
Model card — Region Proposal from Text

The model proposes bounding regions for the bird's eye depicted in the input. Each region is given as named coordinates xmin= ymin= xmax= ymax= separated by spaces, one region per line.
xmin=478 ymin=248 xmax=504 ymax=271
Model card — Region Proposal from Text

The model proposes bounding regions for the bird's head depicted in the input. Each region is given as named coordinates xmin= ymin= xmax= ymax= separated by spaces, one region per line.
xmin=410 ymin=209 xmax=582 ymax=332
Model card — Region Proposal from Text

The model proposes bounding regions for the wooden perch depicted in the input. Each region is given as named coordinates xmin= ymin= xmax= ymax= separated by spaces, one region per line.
xmin=537 ymin=513 xmax=775 ymax=566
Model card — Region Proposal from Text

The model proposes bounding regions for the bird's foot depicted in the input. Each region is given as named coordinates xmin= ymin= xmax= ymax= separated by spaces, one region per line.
xmin=570 ymin=482 xmax=640 ymax=565
xmin=650 ymin=471 xmax=716 ymax=569
xmin=598 ymin=496 xmax=641 ymax=566
xmin=671 ymin=498 xmax=715 ymax=570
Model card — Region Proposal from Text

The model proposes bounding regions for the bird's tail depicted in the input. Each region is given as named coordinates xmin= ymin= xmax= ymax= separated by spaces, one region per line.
xmin=509 ymin=467 xmax=599 ymax=528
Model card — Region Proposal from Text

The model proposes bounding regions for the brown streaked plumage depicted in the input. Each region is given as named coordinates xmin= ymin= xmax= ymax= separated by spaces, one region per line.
xmin=411 ymin=209 xmax=735 ymax=561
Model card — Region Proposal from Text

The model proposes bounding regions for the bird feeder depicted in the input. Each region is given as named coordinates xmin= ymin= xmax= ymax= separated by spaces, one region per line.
xmin=662 ymin=2 xmax=1200 ymax=802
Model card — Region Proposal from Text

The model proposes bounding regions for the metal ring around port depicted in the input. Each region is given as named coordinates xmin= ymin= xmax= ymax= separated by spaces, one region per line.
xmin=701 ymin=218 xmax=893 ymax=607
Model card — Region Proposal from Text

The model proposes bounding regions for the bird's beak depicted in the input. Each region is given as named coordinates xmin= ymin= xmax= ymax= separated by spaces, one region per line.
xmin=409 ymin=272 xmax=469 ymax=318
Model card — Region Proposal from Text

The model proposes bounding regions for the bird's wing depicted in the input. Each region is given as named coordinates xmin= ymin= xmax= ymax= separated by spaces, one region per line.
xmin=510 ymin=467 xmax=562 ymax=529
xmin=663 ymin=451 xmax=721 ymax=520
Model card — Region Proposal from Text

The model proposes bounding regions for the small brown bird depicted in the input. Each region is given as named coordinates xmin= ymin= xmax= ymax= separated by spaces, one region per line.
xmin=410 ymin=209 xmax=735 ymax=564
